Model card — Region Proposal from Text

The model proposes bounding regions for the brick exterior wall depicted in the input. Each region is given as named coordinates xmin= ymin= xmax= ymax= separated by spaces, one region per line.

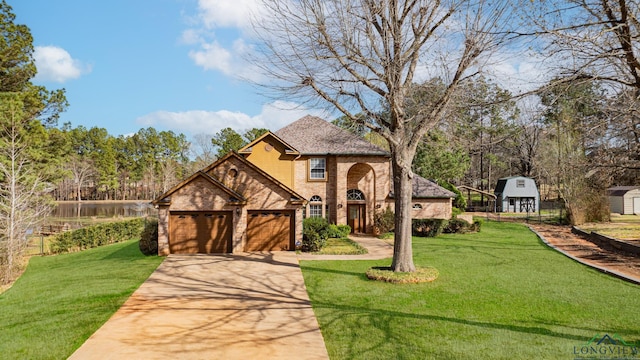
xmin=156 ymin=156 xmax=303 ymax=255
xmin=409 ymin=198 xmax=452 ymax=220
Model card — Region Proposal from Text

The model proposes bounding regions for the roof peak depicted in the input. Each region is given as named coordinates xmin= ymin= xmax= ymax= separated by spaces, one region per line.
xmin=274 ymin=115 xmax=389 ymax=156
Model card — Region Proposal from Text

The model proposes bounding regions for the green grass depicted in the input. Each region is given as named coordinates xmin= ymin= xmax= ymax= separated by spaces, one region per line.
xmin=313 ymin=237 xmax=368 ymax=255
xmin=300 ymin=221 xmax=640 ymax=359
xmin=0 ymin=240 xmax=164 ymax=359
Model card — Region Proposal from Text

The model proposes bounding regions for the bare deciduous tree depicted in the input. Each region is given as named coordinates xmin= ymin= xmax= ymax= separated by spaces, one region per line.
xmin=251 ymin=0 xmax=513 ymax=271
xmin=525 ymin=0 xmax=640 ymax=176
xmin=0 ymin=98 xmax=53 ymax=284
xmin=527 ymin=0 xmax=640 ymax=92
xmin=67 ymin=154 xmax=95 ymax=201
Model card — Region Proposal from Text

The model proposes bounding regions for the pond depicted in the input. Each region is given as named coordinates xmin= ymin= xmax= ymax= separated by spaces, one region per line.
xmin=52 ymin=201 xmax=156 ymax=219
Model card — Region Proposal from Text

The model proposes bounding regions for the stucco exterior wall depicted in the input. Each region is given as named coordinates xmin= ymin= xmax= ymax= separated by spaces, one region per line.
xmin=243 ymin=136 xmax=296 ymax=189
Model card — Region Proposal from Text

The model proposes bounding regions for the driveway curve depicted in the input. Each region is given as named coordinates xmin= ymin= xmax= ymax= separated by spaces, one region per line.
xmin=69 ymin=252 xmax=328 ymax=360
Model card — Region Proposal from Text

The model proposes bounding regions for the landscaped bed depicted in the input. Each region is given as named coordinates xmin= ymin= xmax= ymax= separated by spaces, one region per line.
xmin=300 ymin=221 xmax=640 ymax=359
xmin=0 ymin=240 xmax=163 ymax=359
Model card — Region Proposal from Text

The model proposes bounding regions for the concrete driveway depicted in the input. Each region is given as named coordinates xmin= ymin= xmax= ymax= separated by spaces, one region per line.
xmin=69 ymin=252 xmax=329 ymax=360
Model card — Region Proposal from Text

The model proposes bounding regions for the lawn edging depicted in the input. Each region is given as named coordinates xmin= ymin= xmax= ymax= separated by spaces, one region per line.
xmin=572 ymin=226 xmax=640 ymax=256
xmin=529 ymin=226 xmax=640 ymax=285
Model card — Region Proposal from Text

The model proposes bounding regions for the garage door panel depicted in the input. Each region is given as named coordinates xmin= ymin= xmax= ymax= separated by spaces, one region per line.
xmin=170 ymin=213 xmax=200 ymax=253
xmin=170 ymin=211 xmax=232 ymax=254
xmin=246 ymin=211 xmax=293 ymax=251
xmin=199 ymin=213 xmax=232 ymax=253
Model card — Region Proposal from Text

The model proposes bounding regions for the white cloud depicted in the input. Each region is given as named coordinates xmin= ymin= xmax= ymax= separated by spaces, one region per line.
xmin=33 ymin=46 xmax=89 ymax=83
xmin=184 ymin=0 xmax=266 ymax=78
xmin=188 ymin=41 xmax=233 ymax=73
xmin=196 ymin=0 xmax=264 ymax=29
xmin=135 ymin=101 xmax=328 ymax=137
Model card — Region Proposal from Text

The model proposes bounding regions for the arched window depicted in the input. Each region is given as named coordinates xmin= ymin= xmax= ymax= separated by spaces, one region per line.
xmin=413 ymin=204 xmax=423 ymax=210
xmin=309 ymin=195 xmax=322 ymax=218
xmin=346 ymin=189 xmax=365 ymax=201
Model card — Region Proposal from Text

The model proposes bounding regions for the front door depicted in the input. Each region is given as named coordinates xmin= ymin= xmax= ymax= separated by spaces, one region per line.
xmin=348 ymin=204 xmax=366 ymax=233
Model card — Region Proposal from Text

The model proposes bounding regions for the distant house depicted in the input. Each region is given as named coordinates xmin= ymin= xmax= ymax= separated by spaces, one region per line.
xmin=607 ymin=186 xmax=640 ymax=215
xmin=494 ymin=176 xmax=539 ymax=213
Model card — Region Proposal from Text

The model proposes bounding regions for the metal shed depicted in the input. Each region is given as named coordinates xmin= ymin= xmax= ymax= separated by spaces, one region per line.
xmin=607 ymin=186 xmax=640 ymax=215
xmin=494 ymin=176 xmax=540 ymax=213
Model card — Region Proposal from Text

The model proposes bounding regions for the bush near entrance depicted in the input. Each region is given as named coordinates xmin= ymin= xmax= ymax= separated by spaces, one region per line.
xmin=302 ymin=217 xmax=330 ymax=252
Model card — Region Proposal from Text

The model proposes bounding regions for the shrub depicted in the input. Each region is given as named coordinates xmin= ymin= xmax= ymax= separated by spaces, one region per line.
xmin=451 ymin=207 xmax=463 ymax=219
xmin=50 ymin=218 xmax=145 ymax=254
xmin=442 ymin=218 xmax=482 ymax=234
xmin=139 ymin=218 xmax=158 ymax=255
xmin=374 ymin=206 xmax=395 ymax=234
xmin=438 ymin=180 xmax=466 ymax=210
xmin=327 ymin=224 xmax=351 ymax=238
xmin=302 ymin=217 xmax=330 ymax=252
xmin=412 ymin=219 xmax=447 ymax=237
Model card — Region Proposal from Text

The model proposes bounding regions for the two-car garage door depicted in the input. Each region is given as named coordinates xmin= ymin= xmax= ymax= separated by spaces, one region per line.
xmin=169 ymin=210 xmax=293 ymax=254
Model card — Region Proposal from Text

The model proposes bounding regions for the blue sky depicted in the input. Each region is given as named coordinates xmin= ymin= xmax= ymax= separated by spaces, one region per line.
xmin=13 ymin=0 xmax=324 ymax=138
xmin=13 ymin=1 xmax=541 ymax=139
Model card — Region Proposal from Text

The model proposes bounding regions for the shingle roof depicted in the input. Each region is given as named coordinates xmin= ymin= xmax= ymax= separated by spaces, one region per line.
xmin=274 ymin=115 xmax=389 ymax=156
xmin=412 ymin=175 xmax=456 ymax=198
xmin=388 ymin=175 xmax=455 ymax=199
xmin=607 ymin=186 xmax=640 ymax=196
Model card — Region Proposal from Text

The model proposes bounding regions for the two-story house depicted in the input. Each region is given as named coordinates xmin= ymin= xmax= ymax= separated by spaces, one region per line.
xmin=153 ymin=115 xmax=454 ymax=255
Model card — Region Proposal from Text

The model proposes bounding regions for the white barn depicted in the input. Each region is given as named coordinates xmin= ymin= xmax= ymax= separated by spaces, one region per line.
xmin=607 ymin=186 xmax=640 ymax=215
xmin=494 ymin=176 xmax=539 ymax=213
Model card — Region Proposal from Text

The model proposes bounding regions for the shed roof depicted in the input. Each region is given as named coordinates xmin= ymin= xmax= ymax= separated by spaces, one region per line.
xmin=607 ymin=186 xmax=640 ymax=196
xmin=274 ymin=115 xmax=389 ymax=156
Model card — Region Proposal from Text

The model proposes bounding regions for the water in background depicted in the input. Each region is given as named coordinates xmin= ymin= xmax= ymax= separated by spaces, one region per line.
xmin=53 ymin=201 xmax=156 ymax=218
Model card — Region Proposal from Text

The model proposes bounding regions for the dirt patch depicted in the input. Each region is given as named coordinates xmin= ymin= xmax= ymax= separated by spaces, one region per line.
xmin=529 ymin=224 xmax=640 ymax=282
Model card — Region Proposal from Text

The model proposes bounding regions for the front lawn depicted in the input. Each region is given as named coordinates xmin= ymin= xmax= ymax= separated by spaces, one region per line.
xmin=314 ymin=237 xmax=368 ymax=255
xmin=301 ymin=221 xmax=640 ymax=359
xmin=0 ymin=240 xmax=164 ymax=359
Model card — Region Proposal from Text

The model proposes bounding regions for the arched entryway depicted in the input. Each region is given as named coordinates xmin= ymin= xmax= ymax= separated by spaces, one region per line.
xmin=346 ymin=163 xmax=375 ymax=233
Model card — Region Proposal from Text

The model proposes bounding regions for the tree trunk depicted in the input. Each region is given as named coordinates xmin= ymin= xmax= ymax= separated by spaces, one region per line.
xmin=390 ymin=147 xmax=416 ymax=273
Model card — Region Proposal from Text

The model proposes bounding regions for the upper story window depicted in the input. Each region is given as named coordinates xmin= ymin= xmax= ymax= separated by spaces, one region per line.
xmin=309 ymin=158 xmax=326 ymax=180
xmin=516 ymin=179 xmax=525 ymax=188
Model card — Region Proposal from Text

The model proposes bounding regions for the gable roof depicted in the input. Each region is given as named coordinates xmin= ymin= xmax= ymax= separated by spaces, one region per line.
xmin=274 ymin=115 xmax=389 ymax=156
xmin=202 ymin=151 xmax=307 ymax=203
xmin=237 ymin=131 xmax=300 ymax=156
xmin=152 ymin=170 xmax=246 ymax=205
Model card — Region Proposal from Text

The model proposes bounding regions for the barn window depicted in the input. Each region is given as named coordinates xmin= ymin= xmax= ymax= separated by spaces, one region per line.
xmin=309 ymin=195 xmax=323 ymax=218
xmin=516 ymin=179 xmax=525 ymax=188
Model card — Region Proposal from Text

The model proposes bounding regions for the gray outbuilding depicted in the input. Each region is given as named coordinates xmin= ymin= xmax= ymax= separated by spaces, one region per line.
xmin=607 ymin=186 xmax=640 ymax=215
xmin=494 ymin=176 xmax=540 ymax=213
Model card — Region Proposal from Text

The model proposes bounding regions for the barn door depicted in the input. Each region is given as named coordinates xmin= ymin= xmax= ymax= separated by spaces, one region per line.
xmin=634 ymin=197 xmax=640 ymax=215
